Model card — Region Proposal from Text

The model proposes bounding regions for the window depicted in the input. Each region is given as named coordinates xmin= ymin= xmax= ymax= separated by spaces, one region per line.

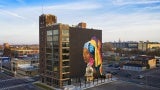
xmin=47 ymin=66 xmax=52 ymax=71
xmin=62 ymin=30 xmax=69 ymax=36
xmin=62 ymin=49 xmax=69 ymax=53
xmin=62 ymin=37 xmax=69 ymax=42
xmin=53 ymin=66 xmax=58 ymax=72
xmin=46 ymin=60 xmax=52 ymax=65
xmin=53 ymin=36 xmax=58 ymax=41
xmin=47 ymin=30 xmax=52 ymax=35
xmin=53 ymin=30 xmax=58 ymax=35
xmin=53 ymin=48 xmax=59 ymax=53
xmin=46 ymin=48 xmax=52 ymax=53
xmin=63 ymin=61 xmax=69 ymax=66
xmin=46 ymin=54 xmax=52 ymax=60
xmin=62 ymin=42 xmax=69 ymax=47
xmin=46 ymin=77 xmax=51 ymax=82
xmin=62 ymin=67 xmax=70 ymax=73
xmin=47 ymin=36 xmax=52 ymax=41
xmin=53 ymin=53 xmax=59 ymax=60
xmin=53 ymin=61 xmax=59 ymax=66
xmin=62 ymin=74 xmax=69 ymax=79
xmin=47 ymin=41 xmax=52 ymax=48
xmin=53 ymin=42 xmax=59 ymax=47
xmin=62 ymin=55 xmax=69 ymax=60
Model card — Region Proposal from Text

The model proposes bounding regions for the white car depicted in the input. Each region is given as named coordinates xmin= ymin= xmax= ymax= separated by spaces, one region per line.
xmin=137 ymin=75 xmax=144 ymax=79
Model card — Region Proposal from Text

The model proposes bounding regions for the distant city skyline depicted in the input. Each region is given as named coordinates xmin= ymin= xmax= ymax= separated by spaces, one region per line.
xmin=0 ymin=0 xmax=160 ymax=44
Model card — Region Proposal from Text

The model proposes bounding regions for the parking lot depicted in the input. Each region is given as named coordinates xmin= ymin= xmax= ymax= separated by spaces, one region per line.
xmin=104 ymin=66 xmax=160 ymax=89
xmin=86 ymin=80 xmax=159 ymax=90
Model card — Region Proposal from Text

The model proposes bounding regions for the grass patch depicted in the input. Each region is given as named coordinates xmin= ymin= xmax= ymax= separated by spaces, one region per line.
xmin=34 ymin=83 xmax=55 ymax=90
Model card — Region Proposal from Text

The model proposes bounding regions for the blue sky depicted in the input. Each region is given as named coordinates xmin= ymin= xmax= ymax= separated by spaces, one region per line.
xmin=0 ymin=0 xmax=160 ymax=44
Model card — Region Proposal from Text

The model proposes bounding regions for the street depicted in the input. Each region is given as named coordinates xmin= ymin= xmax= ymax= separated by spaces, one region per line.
xmin=86 ymin=80 xmax=159 ymax=90
xmin=93 ymin=66 xmax=160 ymax=90
xmin=0 ymin=72 xmax=41 ymax=90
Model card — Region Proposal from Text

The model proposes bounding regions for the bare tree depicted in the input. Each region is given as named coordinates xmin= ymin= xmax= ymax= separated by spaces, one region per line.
xmin=102 ymin=42 xmax=114 ymax=52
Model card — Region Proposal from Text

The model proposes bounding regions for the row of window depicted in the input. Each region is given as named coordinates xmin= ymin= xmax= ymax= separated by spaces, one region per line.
xmin=47 ymin=42 xmax=69 ymax=48
xmin=47 ymin=29 xmax=69 ymax=36
xmin=47 ymin=42 xmax=59 ymax=48
xmin=47 ymin=36 xmax=69 ymax=42
xmin=62 ymin=73 xmax=70 ymax=79
xmin=47 ymin=35 xmax=58 ymax=41
xmin=45 ymin=77 xmax=60 ymax=86
xmin=47 ymin=30 xmax=59 ymax=36
xmin=46 ymin=29 xmax=70 ymax=80
xmin=46 ymin=48 xmax=59 ymax=53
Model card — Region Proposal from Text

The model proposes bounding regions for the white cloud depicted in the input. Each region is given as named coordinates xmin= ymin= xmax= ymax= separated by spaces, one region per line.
xmin=0 ymin=9 xmax=26 ymax=19
xmin=140 ymin=5 xmax=160 ymax=11
xmin=112 ymin=0 xmax=160 ymax=6
xmin=45 ymin=2 xmax=102 ymax=10
xmin=0 ymin=1 xmax=160 ymax=44
xmin=97 ymin=13 xmax=160 ymax=42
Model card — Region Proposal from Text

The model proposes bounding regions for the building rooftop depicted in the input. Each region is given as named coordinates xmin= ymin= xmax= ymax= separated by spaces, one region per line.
xmin=124 ymin=63 xmax=145 ymax=67
xmin=135 ymin=55 xmax=154 ymax=61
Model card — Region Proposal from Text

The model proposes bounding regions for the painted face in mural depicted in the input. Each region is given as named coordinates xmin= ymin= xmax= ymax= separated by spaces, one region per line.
xmin=83 ymin=36 xmax=103 ymax=76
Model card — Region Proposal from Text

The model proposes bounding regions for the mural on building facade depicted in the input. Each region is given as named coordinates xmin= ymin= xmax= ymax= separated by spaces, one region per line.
xmin=83 ymin=36 xmax=102 ymax=81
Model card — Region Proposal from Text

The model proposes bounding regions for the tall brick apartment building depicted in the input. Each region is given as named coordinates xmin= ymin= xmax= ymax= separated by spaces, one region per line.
xmin=39 ymin=14 xmax=102 ymax=88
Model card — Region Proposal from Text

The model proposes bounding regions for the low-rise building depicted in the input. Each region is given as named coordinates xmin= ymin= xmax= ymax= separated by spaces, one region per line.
xmin=123 ymin=55 xmax=156 ymax=71
xmin=155 ymin=56 xmax=160 ymax=67
xmin=148 ymin=43 xmax=160 ymax=51
xmin=123 ymin=63 xmax=146 ymax=71
xmin=11 ymin=58 xmax=39 ymax=76
xmin=138 ymin=41 xmax=160 ymax=51
xmin=10 ymin=44 xmax=39 ymax=57
xmin=0 ymin=45 xmax=3 ymax=56
xmin=2 ymin=43 xmax=39 ymax=58
xmin=111 ymin=41 xmax=138 ymax=51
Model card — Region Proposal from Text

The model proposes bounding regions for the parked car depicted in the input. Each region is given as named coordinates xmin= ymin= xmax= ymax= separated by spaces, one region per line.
xmin=137 ymin=75 xmax=144 ymax=79
xmin=111 ymin=72 xmax=118 ymax=75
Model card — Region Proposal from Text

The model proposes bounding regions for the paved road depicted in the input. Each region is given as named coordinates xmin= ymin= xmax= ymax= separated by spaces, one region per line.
xmin=0 ymin=78 xmax=30 ymax=89
xmin=104 ymin=66 xmax=160 ymax=90
xmin=86 ymin=80 xmax=159 ymax=90
xmin=0 ymin=72 xmax=13 ymax=80
xmin=0 ymin=72 xmax=41 ymax=90
xmin=1 ymin=83 xmax=41 ymax=90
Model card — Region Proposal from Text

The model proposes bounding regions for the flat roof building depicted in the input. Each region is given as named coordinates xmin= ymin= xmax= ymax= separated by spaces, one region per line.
xmin=123 ymin=55 xmax=156 ymax=71
xmin=39 ymin=14 xmax=103 ymax=88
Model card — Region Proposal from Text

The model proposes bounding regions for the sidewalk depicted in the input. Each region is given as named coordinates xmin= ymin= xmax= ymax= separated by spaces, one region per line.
xmin=64 ymin=77 xmax=118 ymax=90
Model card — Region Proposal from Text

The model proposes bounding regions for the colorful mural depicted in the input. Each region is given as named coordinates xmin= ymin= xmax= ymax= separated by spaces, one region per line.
xmin=83 ymin=36 xmax=102 ymax=81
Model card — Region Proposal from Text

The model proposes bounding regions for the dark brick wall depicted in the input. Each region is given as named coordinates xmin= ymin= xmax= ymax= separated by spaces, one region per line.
xmin=69 ymin=27 xmax=102 ymax=78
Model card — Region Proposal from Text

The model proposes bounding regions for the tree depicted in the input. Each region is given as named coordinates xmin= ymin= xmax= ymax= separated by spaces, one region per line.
xmin=3 ymin=48 xmax=11 ymax=57
xmin=0 ymin=45 xmax=2 ymax=50
xmin=146 ymin=64 xmax=150 ymax=69
xmin=102 ymin=42 xmax=114 ymax=52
